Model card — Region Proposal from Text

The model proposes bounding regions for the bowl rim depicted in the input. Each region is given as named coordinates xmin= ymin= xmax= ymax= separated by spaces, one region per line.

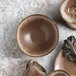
xmin=48 ymin=69 xmax=71 ymax=76
xmin=16 ymin=14 xmax=59 ymax=57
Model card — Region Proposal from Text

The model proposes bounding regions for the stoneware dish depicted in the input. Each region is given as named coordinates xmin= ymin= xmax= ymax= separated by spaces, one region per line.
xmin=60 ymin=0 xmax=76 ymax=29
xmin=17 ymin=14 xmax=59 ymax=57
xmin=24 ymin=60 xmax=46 ymax=76
xmin=54 ymin=36 xmax=76 ymax=76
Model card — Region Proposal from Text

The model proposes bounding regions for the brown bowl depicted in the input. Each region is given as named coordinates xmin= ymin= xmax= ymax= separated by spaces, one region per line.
xmin=54 ymin=49 xmax=76 ymax=76
xmin=17 ymin=14 xmax=59 ymax=57
xmin=60 ymin=0 xmax=76 ymax=29
xmin=24 ymin=60 xmax=46 ymax=76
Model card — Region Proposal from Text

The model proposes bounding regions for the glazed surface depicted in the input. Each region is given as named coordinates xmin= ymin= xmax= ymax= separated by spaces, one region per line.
xmin=54 ymin=73 xmax=65 ymax=76
xmin=55 ymin=50 xmax=76 ymax=76
xmin=25 ymin=66 xmax=44 ymax=76
xmin=18 ymin=16 xmax=58 ymax=55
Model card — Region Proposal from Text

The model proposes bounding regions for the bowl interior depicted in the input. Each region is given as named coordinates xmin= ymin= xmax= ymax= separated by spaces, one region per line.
xmin=17 ymin=14 xmax=59 ymax=57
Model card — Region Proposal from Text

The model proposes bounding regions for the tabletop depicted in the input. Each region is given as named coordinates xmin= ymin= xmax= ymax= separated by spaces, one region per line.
xmin=0 ymin=0 xmax=76 ymax=76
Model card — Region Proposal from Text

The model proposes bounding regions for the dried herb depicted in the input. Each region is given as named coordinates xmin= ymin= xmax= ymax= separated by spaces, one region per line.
xmin=70 ymin=7 xmax=76 ymax=16
xmin=63 ymin=36 xmax=76 ymax=62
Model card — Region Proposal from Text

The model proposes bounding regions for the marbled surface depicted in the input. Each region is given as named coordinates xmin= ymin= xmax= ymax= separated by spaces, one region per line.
xmin=0 ymin=0 xmax=76 ymax=76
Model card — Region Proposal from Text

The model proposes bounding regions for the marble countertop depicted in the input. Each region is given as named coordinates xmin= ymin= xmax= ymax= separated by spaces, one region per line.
xmin=0 ymin=0 xmax=76 ymax=76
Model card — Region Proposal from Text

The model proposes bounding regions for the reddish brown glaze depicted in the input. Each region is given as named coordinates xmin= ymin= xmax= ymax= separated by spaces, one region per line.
xmin=25 ymin=66 xmax=44 ymax=76
xmin=17 ymin=15 xmax=58 ymax=56
xmin=55 ymin=50 xmax=76 ymax=76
